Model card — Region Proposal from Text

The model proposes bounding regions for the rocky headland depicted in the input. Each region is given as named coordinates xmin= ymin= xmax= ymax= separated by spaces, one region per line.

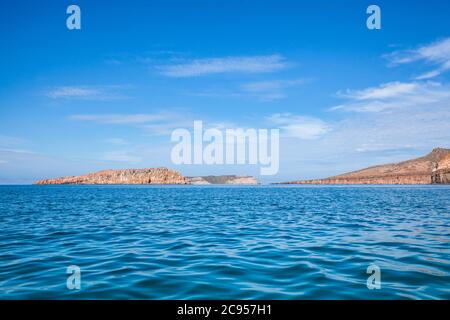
xmin=279 ymin=148 xmax=450 ymax=185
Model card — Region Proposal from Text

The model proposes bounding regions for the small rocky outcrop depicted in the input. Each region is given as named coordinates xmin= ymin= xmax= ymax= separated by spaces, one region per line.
xmin=187 ymin=175 xmax=258 ymax=185
xmin=34 ymin=168 xmax=188 ymax=185
xmin=279 ymin=148 xmax=450 ymax=185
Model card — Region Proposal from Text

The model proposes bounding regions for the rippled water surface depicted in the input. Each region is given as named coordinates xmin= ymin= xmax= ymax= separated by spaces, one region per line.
xmin=0 ymin=185 xmax=449 ymax=299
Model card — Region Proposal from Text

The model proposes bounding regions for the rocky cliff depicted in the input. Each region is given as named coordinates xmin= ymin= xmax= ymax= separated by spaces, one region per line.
xmin=432 ymin=153 xmax=450 ymax=184
xmin=187 ymin=175 xmax=258 ymax=185
xmin=280 ymin=148 xmax=450 ymax=185
xmin=34 ymin=168 xmax=188 ymax=185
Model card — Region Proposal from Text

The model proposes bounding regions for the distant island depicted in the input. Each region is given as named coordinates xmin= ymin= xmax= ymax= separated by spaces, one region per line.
xmin=278 ymin=148 xmax=450 ymax=185
xmin=34 ymin=167 xmax=258 ymax=185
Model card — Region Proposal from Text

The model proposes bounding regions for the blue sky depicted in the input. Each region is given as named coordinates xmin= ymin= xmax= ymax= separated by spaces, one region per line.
xmin=1 ymin=0 xmax=450 ymax=183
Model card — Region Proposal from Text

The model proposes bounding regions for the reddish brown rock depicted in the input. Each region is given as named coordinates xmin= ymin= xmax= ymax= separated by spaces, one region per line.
xmin=280 ymin=148 xmax=450 ymax=185
xmin=432 ymin=153 xmax=450 ymax=184
xmin=34 ymin=168 xmax=188 ymax=185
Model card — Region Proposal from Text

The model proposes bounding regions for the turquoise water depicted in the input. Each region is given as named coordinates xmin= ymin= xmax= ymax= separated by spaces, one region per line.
xmin=0 ymin=185 xmax=449 ymax=299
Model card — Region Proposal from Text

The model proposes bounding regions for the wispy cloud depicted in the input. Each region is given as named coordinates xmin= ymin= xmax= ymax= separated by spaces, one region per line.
xmin=70 ymin=113 xmax=168 ymax=124
xmin=384 ymin=37 xmax=450 ymax=79
xmin=0 ymin=148 xmax=35 ymax=154
xmin=331 ymin=81 xmax=450 ymax=112
xmin=337 ymin=81 xmax=419 ymax=100
xmin=158 ymin=55 xmax=288 ymax=77
xmin=46 ymin=85 xmax=130 ymax=100
xmin=267 ymin=113 xmax=331 ymax=140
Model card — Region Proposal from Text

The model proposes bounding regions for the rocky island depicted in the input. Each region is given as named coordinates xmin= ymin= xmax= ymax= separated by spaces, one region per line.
xmin=279 ymin=148 xmax=450 ymax=185
xmin=34 ymin=168 xmax=258 ymax=185
xmin=34 ymin=168 xmax=188 ymax=185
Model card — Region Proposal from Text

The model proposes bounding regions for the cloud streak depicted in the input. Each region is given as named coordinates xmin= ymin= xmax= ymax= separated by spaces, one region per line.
xmin=331 ymin=81 xmax=450 ymax=113
xmin=70 ymin=113 xmax=169 ymax=124
xmin=47 ymin=85 xmax=130 ymax=100
xmin=384 ymin=37 xmax=450 ymax=79
xmin=158 ymin=55 xmax=287 ymax=77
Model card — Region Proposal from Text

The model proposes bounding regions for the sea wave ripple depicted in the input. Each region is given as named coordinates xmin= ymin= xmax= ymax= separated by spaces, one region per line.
xmin=0 ymin=185 xmax=449 ymax=299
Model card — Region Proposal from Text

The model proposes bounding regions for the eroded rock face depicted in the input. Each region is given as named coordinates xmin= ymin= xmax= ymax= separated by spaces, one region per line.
xmin=280 ymin=148 xmax=450 ymax=185
xmin=432 ymin=154 xmax=450 ymax=184
xmin=34 ymin=168 xmax=188 ymax=185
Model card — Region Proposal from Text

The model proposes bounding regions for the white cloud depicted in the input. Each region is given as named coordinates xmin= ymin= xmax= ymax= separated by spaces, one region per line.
xmin=267 ymin=113 xmax=331 ymax=140
xmin=47 ymin=85 xmax=129 ymax=100
xmin=384 ymin=37 xmax=450 ymax=79
xmin=415 ymin=70 xmax=442 ymax=80
xmin=158 ymin=55 xmax=287 ymax=77
xmin=0 ymin=160 xmax=7 ymax=164
xmin=338 ymin=81 xmax=419 ymax=100
xmin=331 ymin=81 xmax=450 ymax=112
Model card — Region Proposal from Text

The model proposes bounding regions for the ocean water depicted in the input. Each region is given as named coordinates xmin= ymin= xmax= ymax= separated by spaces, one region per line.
xmin=0 ymin=185 xmax=449 ymax=300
